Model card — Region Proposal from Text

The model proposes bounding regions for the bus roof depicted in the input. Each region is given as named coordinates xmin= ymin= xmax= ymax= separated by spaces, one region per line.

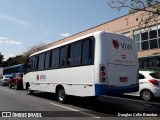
xmin=30 ymin=31 xmax=126 ymax=57
xmin=30 ymin=31 xmax=100 ymax=57
xmin=3 ymin=64 xmax=23 ymax=70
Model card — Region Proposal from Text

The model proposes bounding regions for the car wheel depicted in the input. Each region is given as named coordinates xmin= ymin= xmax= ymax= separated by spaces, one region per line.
xmin=15 ymin=84 xmax=19 ymax=90
xmin=57 ymin=87 xmax=67 ymax=104
xmin=140 ymin=89 xmax=153 ymax=101
xmin=9 ymin=84 xmax=12 ymax=89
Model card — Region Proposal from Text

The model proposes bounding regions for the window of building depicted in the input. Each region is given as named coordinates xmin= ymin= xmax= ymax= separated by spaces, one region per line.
xmin=142 ymin=41 xmax=149 ymax=50
xmin=158 ymin=29 xmax=160 ymax=37
xmin=134 ymin=33 xmax=141 ymax=51
xmin=134 ymin=24 xmax=160 ymax=51
xmin=141 ymin=32 xmax=148 ymax=41
xmin=135 ymin=42 xmax=141 ymax=51
xmin=134 ymin=33 xmax=140 ymax=42
xmin=149 ymin=29 xmax=158 ymax=49
xmin=150 ymin=39 xmax=158 ymax=49
xmin=51 ymin=48 xmax=60 ymax=69
xmin=150 ymin=30 xmax=157 ymax=39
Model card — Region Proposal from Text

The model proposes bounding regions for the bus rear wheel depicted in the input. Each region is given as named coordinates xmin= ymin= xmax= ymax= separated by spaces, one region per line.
xmin=57 ymin=87 xmax=67 ymax=104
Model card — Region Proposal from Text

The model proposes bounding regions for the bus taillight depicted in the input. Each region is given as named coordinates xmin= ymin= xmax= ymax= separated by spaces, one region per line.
xmin=100 ymin=65 xmax=106 ymax=82
xmin=101 ymin=66 xmax=105 ymax=71
xmin=101 ymin=71 xmax=105 ymax=76
xmin=102 ymin=77 xmax=106 ymax=82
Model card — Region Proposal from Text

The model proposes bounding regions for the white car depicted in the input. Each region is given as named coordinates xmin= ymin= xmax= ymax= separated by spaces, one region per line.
xmin=0 ymin=75 xmax=13 ymax=86
xmin=125 ymin=71 xmax=160 ymax=101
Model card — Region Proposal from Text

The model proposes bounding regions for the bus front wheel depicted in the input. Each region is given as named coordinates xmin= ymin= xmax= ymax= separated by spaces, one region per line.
xmin=9 ymin=83 xmax=12 ymax=89
xmin=57 ymin=87 xmax=67 ymax=104
xmin=27 ymin=84 xmax=34 ymax=95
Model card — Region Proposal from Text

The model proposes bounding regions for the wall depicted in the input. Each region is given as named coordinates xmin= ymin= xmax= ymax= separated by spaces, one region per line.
xmin=46 ymin=10 xmax=160 ymax=58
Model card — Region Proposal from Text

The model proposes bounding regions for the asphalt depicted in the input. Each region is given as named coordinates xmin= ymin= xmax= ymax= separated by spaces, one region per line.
xmin=0 ymin=86 xmax=160 ymax=120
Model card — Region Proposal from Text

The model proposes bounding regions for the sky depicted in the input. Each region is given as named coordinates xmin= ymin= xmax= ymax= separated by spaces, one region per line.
xmin=0 ymin=0 xmax=129 ymax=60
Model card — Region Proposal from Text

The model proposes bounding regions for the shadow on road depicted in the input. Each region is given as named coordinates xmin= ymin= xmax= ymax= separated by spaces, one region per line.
xmin=32 ymin=92 xmax=160 ymax=117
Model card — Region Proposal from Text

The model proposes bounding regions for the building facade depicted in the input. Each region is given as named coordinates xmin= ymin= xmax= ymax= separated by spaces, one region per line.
xmin=47 ymin=10 xmax=160 ymax=69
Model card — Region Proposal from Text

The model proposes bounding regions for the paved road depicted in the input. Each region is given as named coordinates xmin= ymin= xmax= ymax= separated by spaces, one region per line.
xmin=0 ymin=86 xmax=160 ymax=120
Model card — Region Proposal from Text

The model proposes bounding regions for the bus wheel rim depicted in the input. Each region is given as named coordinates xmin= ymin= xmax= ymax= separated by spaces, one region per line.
xmin=27 ymin=87 xmax=31 ymax=94
xmin=59 ymin=89 xmax=65 ymax=101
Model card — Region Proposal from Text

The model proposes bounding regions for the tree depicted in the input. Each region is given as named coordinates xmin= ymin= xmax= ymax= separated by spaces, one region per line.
xmin=0 ymin=52 xmax=4 ymax=66
xmin=22 ymin=42 xmax=47 ymax=59
xmin=3 ymin=55 xmax=25 ymax=67
xmin=107 ymin=0 xmax=160 ymax=27
xmin=3 ymin=42 xmax=47 ymax=67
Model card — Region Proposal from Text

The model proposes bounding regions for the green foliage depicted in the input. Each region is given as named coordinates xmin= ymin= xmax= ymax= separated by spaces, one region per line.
xmin=0 ymin=52 xmax=4 ymax=66
xmin=3 ymin=55 xmax=25 ymax=67
xmin=2 ymin=42 xmax=47 ymax=67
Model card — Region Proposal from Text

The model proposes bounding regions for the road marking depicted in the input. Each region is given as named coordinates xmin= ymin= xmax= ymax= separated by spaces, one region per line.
xmin=49 ymin=102 xmax=100 ymax=118
xmin=0 ymin=87 xmax=16 ymax=94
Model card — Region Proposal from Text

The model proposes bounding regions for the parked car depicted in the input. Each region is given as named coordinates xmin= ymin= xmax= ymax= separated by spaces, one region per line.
xmin=9 ymin=73 xmax=23 ymax=90
xmin=0 ymin=75 xmax=13 ymax=86
xmin=125 ymin=71 xmax=160 ymax=101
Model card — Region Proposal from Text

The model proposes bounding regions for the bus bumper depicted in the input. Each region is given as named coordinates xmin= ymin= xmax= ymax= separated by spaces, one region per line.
xmin=95 ymin=83 xmax=139 ymax=96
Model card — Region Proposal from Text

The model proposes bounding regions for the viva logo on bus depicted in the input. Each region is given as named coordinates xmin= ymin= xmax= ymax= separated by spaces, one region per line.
xmin=37 ymin=74 xmax=46 ymax=80
xmin=112 ymin=39 xmax=133 ymax=50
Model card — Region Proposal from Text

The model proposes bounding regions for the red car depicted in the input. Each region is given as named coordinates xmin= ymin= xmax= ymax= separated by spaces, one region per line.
xmin=9 ymin=73 xmax=23 ymax=90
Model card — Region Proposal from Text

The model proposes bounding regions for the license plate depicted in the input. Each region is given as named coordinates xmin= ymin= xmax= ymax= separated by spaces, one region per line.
xmin=120 ymin=77 xmax=128 ymax=82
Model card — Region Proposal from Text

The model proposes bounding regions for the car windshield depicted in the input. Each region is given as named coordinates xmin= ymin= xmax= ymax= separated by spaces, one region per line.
xmin=150 ymin=72 xmax=160 ymax=79
xmin=5 ymin=76 xmax=12 ymax=78
xmin=4 ymin=75 xmax=13 ymax=78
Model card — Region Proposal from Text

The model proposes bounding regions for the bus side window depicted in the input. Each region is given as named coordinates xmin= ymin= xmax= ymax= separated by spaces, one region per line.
xmin=31 ymin=56 xmax=35 ymax=71
xmin=70 ymin=41 xmax=82 ymax=66
xmin=44 ymin=51 xmax=51 ymax=70
xmin=67 ymin=45 xmax=71 ymax=66
xmin=38 ymin=53 xmax=45 ymax=71
xmin=60 ymin=46 xmax=67 ymax=67
xmin=51 ymin=48 xmax=60 ymax=69
xmin=82 ymin=38 xmax=94 ymax=65
xmin=34 ymin=55 xmax=39 ymax=71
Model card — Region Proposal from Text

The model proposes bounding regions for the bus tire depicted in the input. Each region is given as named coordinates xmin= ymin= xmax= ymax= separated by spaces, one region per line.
xmin=27 ymin=84 xmax=34 ymax=95
xmin=57 ymin=87 xmax=67 ymax=104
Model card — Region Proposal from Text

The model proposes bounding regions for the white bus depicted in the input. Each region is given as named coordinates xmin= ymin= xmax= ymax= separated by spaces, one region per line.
xmin=23 ymin=31 xmax=139 ymax=103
